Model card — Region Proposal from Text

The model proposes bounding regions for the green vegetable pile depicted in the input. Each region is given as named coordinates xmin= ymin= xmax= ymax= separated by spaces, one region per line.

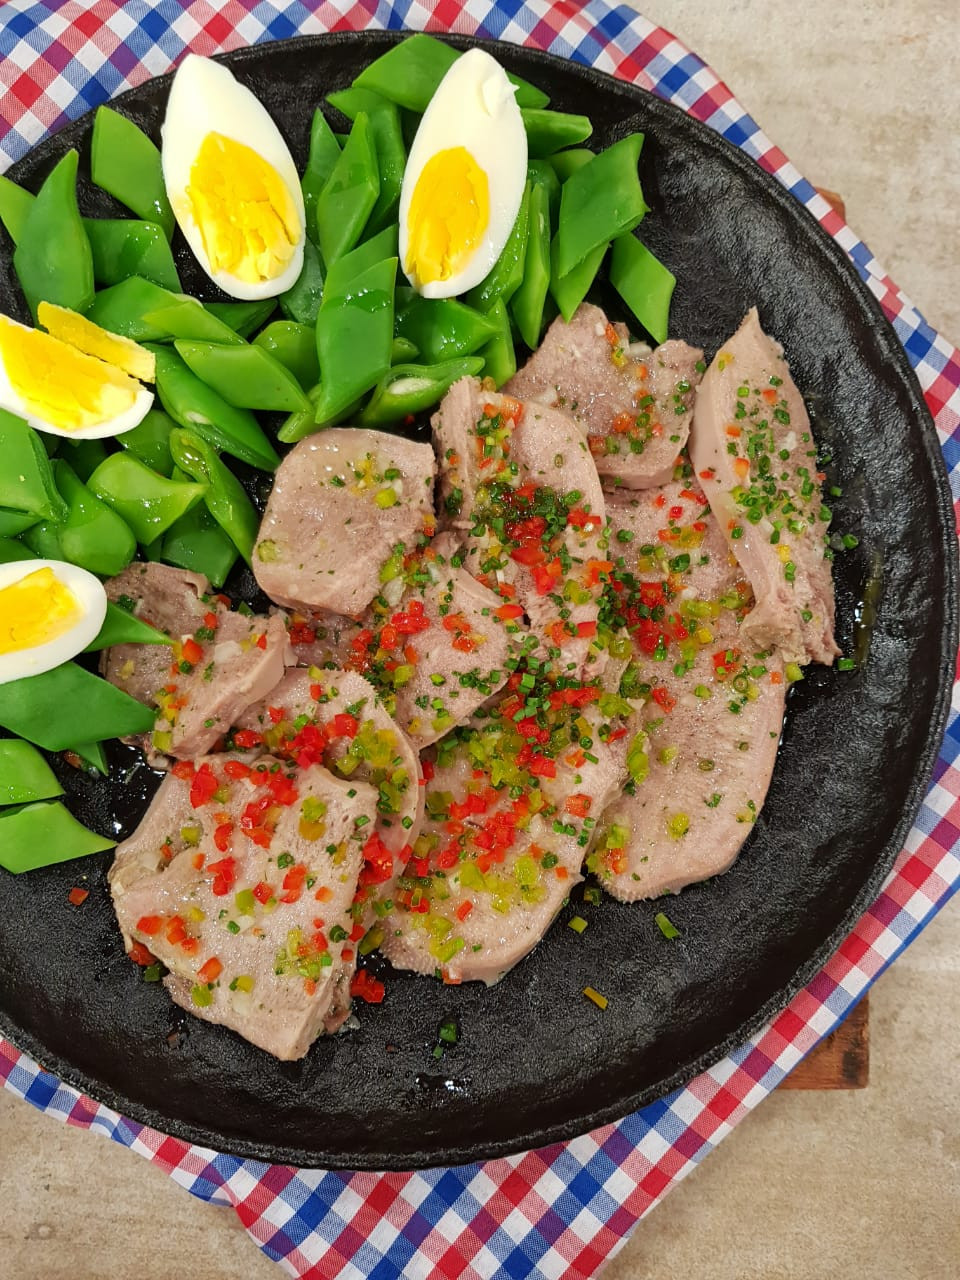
xmin=0 ymin=33 xmax=676 ymax=872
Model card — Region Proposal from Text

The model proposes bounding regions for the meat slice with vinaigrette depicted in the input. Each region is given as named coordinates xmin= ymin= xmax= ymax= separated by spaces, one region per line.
xmin=593 ymin=478 xmax=787 ymax=901
xmin=252 ymin=429 xmax=437 ymax=619
xmin=689 ymin=308 xmax=839 ymax=665
xmin=505 ymin=303 xmax=703 ymax=489
xmin=101 ymin=562 xmax=288 ymax=760
xmin=109 ymin=753 xmax=378 ymax=1060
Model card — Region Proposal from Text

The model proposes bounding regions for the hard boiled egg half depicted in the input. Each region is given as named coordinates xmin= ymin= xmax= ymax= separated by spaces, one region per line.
xmin=0 ymin=302 xmax=155 ymax=440
xmin=399 ymin=48 xmax=527 ymax=299
xmin=162 ymin=55 xmax=306 ymax=300
xmin=0 ymin=559 xmax=107 ymax=685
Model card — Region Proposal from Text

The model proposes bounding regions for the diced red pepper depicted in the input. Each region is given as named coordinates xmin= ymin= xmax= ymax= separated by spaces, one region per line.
xmin=232 ymin=729 xmax=262 ymax=750
xmin=455 ymin=901 xmax=473 ymax=921
xmin=255 ymin=633 xmax=268 ymax=650
xmin=329 ymin=713 xmax=358 ymax=739
xmin=128 ymin=941 xmax=154 ymax=966
xmin=565 ymin=794 xmax=592 ymax=818
xmin=350 ymin=969 xmax=386 ymax=1004
xmin=189 ymin=763 xmax=219 ymax=809
xmin=223 ymin=760 xmax=251 ymax=780
xmin=197 ymin=957 xmax=222 ymax=984
xmin=208 ymin=856 xmax=236 ymax=896
xmin=651 ymin=686 xmax=677 ymax=712
xmin=172 ymin=760 xmax=196 ymax=781
xmin=136 ymin=915 xmax=163 ymax=936
xmin=213 ymin=822 xmax=233 ymax=853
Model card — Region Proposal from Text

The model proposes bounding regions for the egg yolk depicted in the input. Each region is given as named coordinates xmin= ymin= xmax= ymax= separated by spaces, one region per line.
xmin=0 ymin=569 xmax=83 ymax=655
xmin=38 ymin=302 xmax=155 ymax=384
xmin=405 ymin=148 xmax=490 ymax=288
xmin=0 ymin=317 xmax=142 ymax=432
xmin=187 ymin=133 xmax=302 ymax=285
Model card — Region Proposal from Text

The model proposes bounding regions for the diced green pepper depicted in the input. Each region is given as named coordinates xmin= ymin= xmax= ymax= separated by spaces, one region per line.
xmin=13 ymin=150 xmax=94 ymax=318
xmin=0 ymin=739 xmax=63 ymax=805
xmin=311 ymin=255 xmax=397 ymax=429
xmin=85 ymin=277 xmax=186 ymax=343
xmin=174 ymin=339 xmax=310 ymax=412
xmin=204 ymin=299 xmax=277 ymax=338
xmin=466 ymin=183 xmax=530 ymax=313
xmin=90 ymin=106 xmax=174 ymax=238
xmin=253 ymin=321 xmax=320 ymax=390
xmin=0 ymin=800 xmax=114 ymax=872
xmin=326 ymin=87 xmax=405 ymax=233
xmin=521 ymin=109 xmax=592 ymax=158
xmin=550 ymin=238 xmax=608 ymax=322
xmin=118 ymin=408 xmax=176 ymax=476
xmin=301 ymin=109 xmax=341 ymax=247
xmin=159 ymin=498 xmax=238 ymax=590
xmin=149 ymin=344 xmax=280 ymax=472
xmin=86 ymin=452 xmax=206 ymax=545
xmin=358 ymin=357 xmax=484 ymax=426
xmin=84 ymin=601 xmax=172 ymax=652
xmin=0 ymin=661 xmax=155 ymax=751
xmin=278 ymin=237 xmax=325 ymax=326
xmin=554 ymin=134 xmax=648 ymax=277
xmin=316 ymin=112 xmax=380 ymax=266
xmin=168 ymin=429 xmax=258 ymax=565
xmin=609 ymin=231 xmax=676 ymax=345
xmin=511 ymin=179 xmax=552 ymax=349
xmin=353 ymin=34 xmax=549 ymax=112
xmin=0 ymin=410 xmax=67 ymax=522
xmin=478 ymin=298 xmax=516 ymax=387
xmin=83 ymin=218 xmax=180 ymax=291
xmin=395 ymin=294 xmax=497 ymax=362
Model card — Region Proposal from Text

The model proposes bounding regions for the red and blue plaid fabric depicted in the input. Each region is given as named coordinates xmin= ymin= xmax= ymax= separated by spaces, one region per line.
xmin=1 ymin=3 xmax=958 ymax=1277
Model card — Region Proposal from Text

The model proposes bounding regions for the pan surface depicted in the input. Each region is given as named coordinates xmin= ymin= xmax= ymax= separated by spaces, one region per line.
xmin=0 ymin=32 xmax=955 ymax=1170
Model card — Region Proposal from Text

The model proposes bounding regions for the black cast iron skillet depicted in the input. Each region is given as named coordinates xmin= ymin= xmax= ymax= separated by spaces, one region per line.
xmin=0 ymin=32 xmax=955 ymax=1171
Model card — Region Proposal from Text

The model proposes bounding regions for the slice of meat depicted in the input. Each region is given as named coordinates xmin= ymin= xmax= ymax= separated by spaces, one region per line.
xmin=380 ymin=676 xmax=627 ymax=985
xmin=346 ymin=534 xmax=516 ymax=749
xmin=109 ymin=753 xmax=378 ymax=1060
xmin=688 ymin=307 xmax=839 ymax=665
xmin=432 ymin=377 xmax=607 ymax=680
xmin=101 ymin=563 xmax=289 ymax=760
xmin=236 ymin=669 xmax=423 ymax=920
xmin=594 ymin=478 xmax=787 ymax=901
xmin=253 ymin=429 xmax=437 ymax=619
xmin=505 ymin=303 xmax=703 ymax=489
xmin=272 ymin=606 xmax=362 ymax=671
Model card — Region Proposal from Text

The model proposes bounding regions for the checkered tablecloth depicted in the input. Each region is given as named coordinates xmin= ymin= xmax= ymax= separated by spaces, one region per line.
xmin=1 ymin=3 xmax=958 ymax=1277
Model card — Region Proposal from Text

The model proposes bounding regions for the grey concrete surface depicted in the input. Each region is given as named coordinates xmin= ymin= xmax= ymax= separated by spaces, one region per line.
xmin=1 ymin=3 xmax=957 ymax=1277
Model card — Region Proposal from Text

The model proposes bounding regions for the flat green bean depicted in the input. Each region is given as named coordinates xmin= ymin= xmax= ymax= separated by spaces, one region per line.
xmin=253 ymin=321 xmax=320 ymax=389
xmin=550 ymin=238 xmax=608 ymax=322
xmin=466 ymin=183 xmax=530 ymax=313
xmin=118 ymin=408 xmax=176 ymax=477
xmin=316 ymin=112 xmax=380 ymax=266
xmin=0 ymin=800 xmax=115 ymax=872
xmin=62 ymin=438 xmax=108 ymax=483
xmin=90 ymin=106 xmax=174 ymax=238
xmin=0 ymin=661 xmax=154 ymax=751
xmin=553 ymin=134 xmax=648 ymax=277
xmin=205 ymin=300 xmax=277 ymax=338
xmin=395 ymin=295 xmax=496 ymax=362
xmin=65 ymin=741 xmax=108 ymax=775
xmin=326 ymin=87 xmax=405 ymax=233
xmin=323 ymin=226 xmax=398 ymax=296
xmin=359 ymin=358 xmax=484 ymax=426
xmin=609 ymin=231 xmax=676 ymax=344
xmin=159 ymin=500 xmax=238 ymax=590
xmin=478 ymin=298 xmax=516 ymax=387
xmin=0 ymin=511 xmax=38 ymax=538
xmin=174 ymin=340 xmax=309 ymax=412
xmin=84 ymin=601 xmax=172 ymax=652
xmin=0 ymin=173 xmax=33 ymax=244
xmin=549 ymin=148 xmax=595 ymax=183
xmin=83 ymin=218 xmax=180 ymax=291
xmin=85 ymin=277 xmax=187 ymax=343
xmin=0 ymin=537 xmax=31 ymax=562
xmin=36 ymin=459 xmax=138 ymax=577
xmin=279 ymin=237 xmax=325 ymax=326
xmin=511 ymin=179 xmax=552 ymax=349
xmin=391 ymin=336 xmax=419 ymax=363
xmin=301 ymin=109 xmax=341 ymax=247
xmin=0 ymin=410 xmax=66 ymax=522
xmin=142 ymin=299 xmax=243 ymax=346
xmin=168 ymin=429 xmax=258 ymax=566
xmin=0 ymin=739 xmax=63 ymax=805
xmin=521 ymin=109 xmax=593 ymax=158
xmin=311 ymin=256 xmax=397 ymax=429
xmin=87 ymin=452 xmax=206 ymax=545
xmin=13 ymin=150 xmax=94 ymax=318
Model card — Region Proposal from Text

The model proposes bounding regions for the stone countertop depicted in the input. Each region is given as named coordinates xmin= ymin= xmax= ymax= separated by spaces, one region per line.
xmin=1 ymin=4 xmax=957 ymax=1278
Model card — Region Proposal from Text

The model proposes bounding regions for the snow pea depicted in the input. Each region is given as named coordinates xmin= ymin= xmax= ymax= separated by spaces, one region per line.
xmin=0 ymin=537 xmax=31 ymax=562
xmin=87 ymin=452 xmax=207 ymax=546
xmin=62 ymin=438 xmax=108 ymax=483
xmin=149 ymin=345 xmax=280 ymax=472
xmin=609 ymin=232 xmax=676 ymax=344
xmin=391 ymin=336 xmax=419 ymax=363
xmin=26 ymin=459 xmax=137 ymax=577
xmin=316 ymin=113 xmax=380 ymax=267
xmin=0 ymin=410 xmax=66 ymax=522
xmin=0 ymin=661 xmax=155 ymax=752
xmin=13 ymin=150 xmax=94 ymax=319
xmin=66 ymin=741 xmax=108 ymax=774
xmin=358 ymin=357 xmax=484 ymax=426
xmin=550 ymin=238 xmax=608 ymax=322
xmin=168 ymin=429 xmax=258 ymax=566
xmin=324 ymin=226 xmax=398 ymax=296
xmin=0 ymin=511 xmax=38 ymax=538
xmin=143 ymin=298 xmax=244 ymax=346
xmin=159 ymin=498 xmax=238 ymax=590
xmin=527 ymin=160 xmax=561 ymax=223
xmin=21 ymin=522 xmax=62 ymax=561
xmin=327 ymin=88 xmax=405 ymax=233
xmin=353 ymin=34 xmax=549 ymax=112
xmin=277 ymin=384 xmax=322 ymax=446
xmin=301 ymin=109 xmax=341 ymax=247
xmin=395 ymin=295 xmax=497 ymax=362
xmin=0 ymin=173 xmax=32 ymax=244
xmin=553 ymin=134 xmax=648 ymax=277
xmin=311 ymin=255 xmax=397 ymax=429
xmin=253 ymin=321 xmax=320 ymax=390
xmin=90 ymin=105 xmax=174 ymax=239
xmin=85 ymin=277 xmax=186 ymax=343
xmin=83 ymin=218 xmax=180 ymax=292
xmin=466 ymin=183 xmax=531 ymax=313
xmin=550 ymin=149 xmax=595 ymax=183
xmin=479 ymin=299 xmax=516 ymax=388
xmin=119 ymin=408 xmax=176 ymax=477
xmin=0 ymin=801 xmax=114 ymax=872
xmin=174 ymin=340 xmax=310 ymax=413
xmin=205 ymin=300 xmax=277 ymax=338
xmin=0 ymin=739 xmax=62 ymax=806
xmin=511 ymin=179 xmax=552 ymax=350
xmin=521 ymin=109 xmax=593 ymax=158
xmin=85 ymin=601 xmax=172 ymax=652
xmin=279 ymin=238 xmax=325 ymax=326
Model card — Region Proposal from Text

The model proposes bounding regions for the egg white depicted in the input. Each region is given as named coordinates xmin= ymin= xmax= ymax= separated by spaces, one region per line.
xmin=0 ymin=559 xmax=107 ymax=685
xmin=162 ymin=54 xmax=306 ymax=301
xmin=0 ymin=316 xmax=154 ymax=441
xmin=399 ymin=48 xmax=528 ymax=300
